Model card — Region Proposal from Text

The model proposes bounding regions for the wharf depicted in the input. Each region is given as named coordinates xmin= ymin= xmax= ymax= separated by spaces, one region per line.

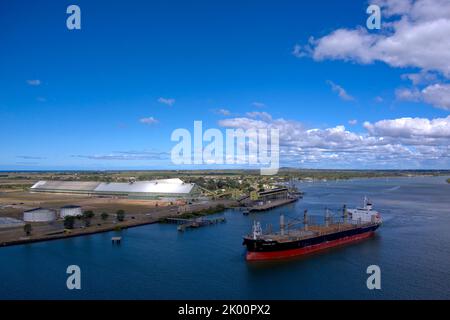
xmin=177 ymin=217 xmax=226 ymax=232
xmin=248 ymin=197 xmax=299 ymax=212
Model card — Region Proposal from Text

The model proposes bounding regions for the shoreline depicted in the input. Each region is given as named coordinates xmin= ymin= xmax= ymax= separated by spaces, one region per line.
xmin=0 ymin=218 xmax=159 ymax=248
xmin=2 ymin=175 xmax=448 ymax=248
xmin=0 ymin=201 xmax=237 ymax=248
xmin=248 ymin=197 xmax=299 ymax=212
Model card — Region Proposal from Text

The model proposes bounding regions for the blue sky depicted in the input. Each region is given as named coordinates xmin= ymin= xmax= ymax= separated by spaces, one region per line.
xmin=1 ymin=0 xmax=449 ymax=170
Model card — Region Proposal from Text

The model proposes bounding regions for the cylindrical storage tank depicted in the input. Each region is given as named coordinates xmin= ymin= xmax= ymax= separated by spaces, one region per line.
xmin=60 ymin=205 xmax=82 ymax=218
xmin=23 ymin=208 xmax=57 ymax=222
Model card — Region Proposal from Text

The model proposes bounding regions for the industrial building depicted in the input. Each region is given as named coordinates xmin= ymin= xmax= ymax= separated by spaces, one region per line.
xmin=23 ymin=208 xmax=57 ymax=222
xmin=30 ymin=178 xmax=200 ymax=200
xmin=60 ymin=205 xmax=82 ymax=218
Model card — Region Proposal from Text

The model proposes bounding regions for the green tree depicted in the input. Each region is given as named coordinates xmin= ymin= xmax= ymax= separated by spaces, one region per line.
xmin=23 ymin=223 xmax=32 ymax=236
xmin=83 ymin=210 xmax=95 ymax=218
xmin=116 ymin=209 xmax=125 ymax=222
xmin=82 ymin=210 xmax=95 ymax=227
xmin=101 ymin=212 xmax=109 ymax=221
xmin=64 ymin=216 xmax=76 ymax=229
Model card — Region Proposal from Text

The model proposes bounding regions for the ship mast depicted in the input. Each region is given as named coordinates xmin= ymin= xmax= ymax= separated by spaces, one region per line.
xmin=252 ymin=221 xmax=262 ymax=240
xmin=303 ymin=209 xmax=308 ymax=231
xmin=325 ymin=208 xmax=331 ymax=227
xmin=280 ymin=214 xmax=285 ymax=236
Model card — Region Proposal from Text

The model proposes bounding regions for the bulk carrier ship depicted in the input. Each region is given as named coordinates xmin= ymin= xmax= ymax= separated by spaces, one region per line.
xmin=243 ymin=198 xmax=382 ymax=261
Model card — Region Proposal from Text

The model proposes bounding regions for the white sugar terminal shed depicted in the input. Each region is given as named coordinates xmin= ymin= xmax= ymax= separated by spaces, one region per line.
xmin=30 ymin=178 xmax=200 ymax=201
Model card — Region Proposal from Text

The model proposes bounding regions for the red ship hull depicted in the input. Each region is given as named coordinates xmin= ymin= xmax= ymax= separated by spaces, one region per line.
xmin=246 ymin=230 xmax=375 ymax=261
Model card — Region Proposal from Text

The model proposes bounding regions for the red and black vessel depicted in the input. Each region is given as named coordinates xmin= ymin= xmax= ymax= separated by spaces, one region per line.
xmin=243 ymin=198 xmax=382 ymax=261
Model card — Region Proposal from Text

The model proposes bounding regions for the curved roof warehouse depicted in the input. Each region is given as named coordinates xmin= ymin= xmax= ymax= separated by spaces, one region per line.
xmin=30 ymin=178 xmax=200 ymax=200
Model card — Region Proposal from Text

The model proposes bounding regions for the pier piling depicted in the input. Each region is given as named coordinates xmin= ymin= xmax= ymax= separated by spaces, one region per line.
xmin=111 ymin=237 xmax=122 ymax=244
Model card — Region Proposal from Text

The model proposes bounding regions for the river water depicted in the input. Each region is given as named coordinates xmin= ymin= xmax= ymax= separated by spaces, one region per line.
xmin=1 ymin=176 xmax=449 ymax=299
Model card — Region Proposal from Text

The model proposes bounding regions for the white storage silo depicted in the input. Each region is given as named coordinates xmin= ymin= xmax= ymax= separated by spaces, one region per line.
xmin=60 ymin=205 xmax=82 ymax=218
xmin=23 ymin=208 xmax=57 ymax=222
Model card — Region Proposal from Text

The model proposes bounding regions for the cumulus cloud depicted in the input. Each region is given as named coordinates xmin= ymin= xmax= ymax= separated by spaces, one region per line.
xmin=349 ymin=119 xmax=358 ymax=125
xmin=396 ymin=84 xmax=450 ymax=110
xmin=364 ymin=115 xmax=450 ymax=139
xmin=395 ymin=87 xmax=421 ymax=101
xmin=401 ymin=71 xmax=438 ymax=85
xmin=218 ymin=112 xmax=450 ymax=168
xmin=327 ymin=80 xmax=355 ymax=101
xmin=305 ymin=6 xmax=450 ymax=76
xmin=139 ymin=117 xmax=159 ymax=125
xmin=310 ymin=28 xmax=378 ymax=64
xmin=421 ymin=84 xmax=450 ymax=110
xmin=26 ymin=79 xmax=41 ymax=86
xmin=294 ymin=0 xmax=450 ymax=110
xmin=246 ymin=111 xmax=273 ymax=122
xmin=157 ymin=97 xmax=175 ymax=106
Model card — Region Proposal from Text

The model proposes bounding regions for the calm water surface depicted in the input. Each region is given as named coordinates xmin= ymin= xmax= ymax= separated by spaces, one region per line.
xmin=1 ymin=176 xmax=450 ymax=299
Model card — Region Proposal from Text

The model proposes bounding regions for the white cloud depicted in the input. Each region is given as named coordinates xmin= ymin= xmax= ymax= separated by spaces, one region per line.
xmin=364 ymin=115 xmax=450 ymax=138
xmin=157 ymin=97 xmax=175 ymax=106
xmin=26 ymin=79 xmax=41 ymax=86
xmin=246 ymin=111 xmax=273 ymax=122
xmin=305 ymin=10 xmax=450 ymax=77
xmin=349 ymin=119 xmax=358 ymax=125
xmin=396 ymin=84 xmax=450 ymax=110
xmin=375 ymin=0 xmax=413 ymax=17
xmin=294 ymin=0 xmax=450 ymax=110
xmin=395 ymin=87 xmax=421 ymax=101
xmin=218 ymin=112 xmax=450 ymax=168
xmin=401 ymin=71 xmax=438 ymax=85
xmin=327 ymin=80 xmax=355 ymax=101
xmin=421 ymin=84 xmax=450 ymax=110
xmin=139 ymin=117 xmax=159 ymax=125
xmin=310 ymin=28 xmax=378 ymax=64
